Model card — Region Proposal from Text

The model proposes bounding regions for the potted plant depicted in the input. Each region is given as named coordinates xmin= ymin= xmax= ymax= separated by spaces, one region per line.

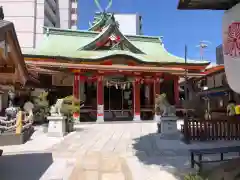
xmin=67 ymin=116 xmax=75 ymax=132
xmin=61 ymin=95 xmax=80 ymax=132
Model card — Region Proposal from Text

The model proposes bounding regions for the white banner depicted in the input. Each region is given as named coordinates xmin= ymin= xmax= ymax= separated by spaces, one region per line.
xmin=223 ymin=3 xmax=240 ymax=93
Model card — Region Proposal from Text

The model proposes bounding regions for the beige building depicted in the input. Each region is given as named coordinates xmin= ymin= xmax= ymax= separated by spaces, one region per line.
xmin=0 ymin=0 xmax=78 ymax=52
xmin=94 ymin=12 xmax=142 ymax=35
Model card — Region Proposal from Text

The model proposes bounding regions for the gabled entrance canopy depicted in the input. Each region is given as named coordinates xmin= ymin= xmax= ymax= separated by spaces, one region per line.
xmin=79 ymin=15 xmax=144 ymax=54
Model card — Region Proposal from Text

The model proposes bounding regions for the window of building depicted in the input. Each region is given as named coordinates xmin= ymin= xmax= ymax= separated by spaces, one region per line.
xmin=71 ymin=8 xmax=77 ymax=14
xmin=71 ymin=20 xmax=77 ymax=26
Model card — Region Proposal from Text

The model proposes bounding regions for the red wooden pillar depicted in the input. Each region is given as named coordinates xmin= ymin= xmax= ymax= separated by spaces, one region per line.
xmin=133 ymin=77 xmax=141 ymax=121
xmin=73 ymin=73 xmax=81 ymax=121
xmin=154 ymin=77 xmax=161 ymax=120
xmin=97 ymin=75 xmax=104 ymax=122
xmin=154 ymin=77 xmax=161 ymax=97
xmin=73 ymin=73 xmax=80 ymax=100
xmin=174 ymin=76 xmax=180 ymax=105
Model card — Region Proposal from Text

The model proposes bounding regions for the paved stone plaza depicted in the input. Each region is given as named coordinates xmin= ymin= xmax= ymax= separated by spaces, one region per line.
xmin=0 ymin=121 xmax=240 ymax=180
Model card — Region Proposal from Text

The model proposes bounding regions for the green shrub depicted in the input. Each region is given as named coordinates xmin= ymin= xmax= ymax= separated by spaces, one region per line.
xmin=61 ymin=95 xmax=80 ymax=117
xmin=32 ymin=92 xmax=50 ymax=122
xmin=184 ymin=173 xmax=206 ymax=180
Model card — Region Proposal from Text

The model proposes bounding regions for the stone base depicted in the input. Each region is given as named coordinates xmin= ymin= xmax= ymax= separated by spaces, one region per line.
xmin=133 ymin=114 xmax=141 ymax=121
xmin=158 ymin=116 xmax=179 ymax=139
xmin=0 ymin=126 xmax=34 ymax=146
xmin=97 ymin=115 xmax=104 ymax=123
xmin=159 ymin=132 xmax=181 ymax=140
xmin=154 ymin=114 xmax=161 ymax=122
xmin=47 ymin=116 xmax=67 ymax=137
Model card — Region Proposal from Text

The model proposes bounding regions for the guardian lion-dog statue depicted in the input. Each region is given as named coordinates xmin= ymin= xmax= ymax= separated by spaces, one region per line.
xmin=50 ymin=99 xmax=64 ymax=116
xmin=155 ymin=93 xmax=176 ymax=117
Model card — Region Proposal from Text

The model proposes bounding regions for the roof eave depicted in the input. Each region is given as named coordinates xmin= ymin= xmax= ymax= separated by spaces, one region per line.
xmin=24 ymin=54 xmax=209 ymax=69
xmin=25 ymin=60 xmax=205 ymax=76
xmin=177 ymin=0 xmax=239 ymax=10
xmin=0 ymin=20 xmax=31 ymax=85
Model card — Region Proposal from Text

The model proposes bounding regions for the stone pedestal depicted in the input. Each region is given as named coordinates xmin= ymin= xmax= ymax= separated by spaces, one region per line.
xmin=133 ymin=114 xmax=141 ymax=121
xmin=47 ymin=116 xmax=67 ymax=137
xmin=154 ymin=114 xmax=161 ymax=122
xmin=158 ymin=116 xmax=179 ymax=139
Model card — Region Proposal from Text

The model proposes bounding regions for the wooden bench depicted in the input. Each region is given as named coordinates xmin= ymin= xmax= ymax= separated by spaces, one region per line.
xmin=190 ymin=146 xmax=240 ymax=172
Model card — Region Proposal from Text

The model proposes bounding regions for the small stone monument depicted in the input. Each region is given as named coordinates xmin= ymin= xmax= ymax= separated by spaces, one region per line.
xmin=5 ymin=90 xmax=19 ymax=120
xmin=155 ymin=94 xmax=179 ymax=139
xmin=47 ymin=99 xmax=67 ymax=137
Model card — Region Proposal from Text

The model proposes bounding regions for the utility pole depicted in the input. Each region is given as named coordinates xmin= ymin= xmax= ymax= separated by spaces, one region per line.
xmin=196 ymin=40 xmax=211 ymax=60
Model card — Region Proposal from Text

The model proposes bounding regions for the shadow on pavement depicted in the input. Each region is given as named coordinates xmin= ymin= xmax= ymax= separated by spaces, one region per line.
xmin=132 ymin=133 xmax=193 ymax=179
xmin=0 ymin=152 xmax=53 ymax=180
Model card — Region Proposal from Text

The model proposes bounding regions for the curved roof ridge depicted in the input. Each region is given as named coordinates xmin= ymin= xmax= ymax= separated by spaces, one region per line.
xmin=160 ymin=45 xmax=209 ymax=64
xmin=79 ymin=22 xmax=145 ymax=54
xmin=114 ymin=26 xmax=144 ymax=54
xmin=43 ymin=26 xmax=99 ymax=36
xmin=78 ymin=23 xmax=114 ymax=50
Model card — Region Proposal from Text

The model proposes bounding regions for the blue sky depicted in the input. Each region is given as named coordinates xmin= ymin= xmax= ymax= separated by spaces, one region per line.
xmin=78 ymin=0 xmax=223 ymax=62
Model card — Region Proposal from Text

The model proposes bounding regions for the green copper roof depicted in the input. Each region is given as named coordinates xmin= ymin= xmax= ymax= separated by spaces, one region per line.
xmin=25 ymin=12 xmax=209 ymax=66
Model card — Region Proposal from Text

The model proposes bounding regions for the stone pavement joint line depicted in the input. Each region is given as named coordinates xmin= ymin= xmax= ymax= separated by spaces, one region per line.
xmin=68 ymin=151 xmax=133 ymax=180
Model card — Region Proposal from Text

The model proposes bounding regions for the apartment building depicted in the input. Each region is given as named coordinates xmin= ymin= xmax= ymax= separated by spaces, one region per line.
xmin=113 ymin=13 xmax=142 ymax=35
xmin=94 ymin=12 xmax=142 ymax=35
xmin=0 ymin=0 xmax=78 ymax=52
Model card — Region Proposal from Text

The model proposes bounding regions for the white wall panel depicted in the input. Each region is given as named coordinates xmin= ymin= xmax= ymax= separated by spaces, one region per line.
xmin=1 ymin=2 xmax=35 ymax=17
xmin=5 ymin=17 xmax=35 ymax=32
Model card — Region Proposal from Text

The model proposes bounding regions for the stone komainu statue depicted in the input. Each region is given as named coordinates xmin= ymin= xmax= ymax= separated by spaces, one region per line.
xmin=155 ymin=93 xmax=176 ymax=116
xmin=50 ymin=98 xmax=64 ymax=116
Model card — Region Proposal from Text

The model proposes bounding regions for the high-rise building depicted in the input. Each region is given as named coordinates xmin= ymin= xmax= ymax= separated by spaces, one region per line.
xmin=216 ymin=44 xmax=224 ymax=65
xmin=70 ymin=0 xmax=78 ymax=29
xmin=94 ymin=12 xmax=142 ymax=35
xmin=0 ymin=0 xmax=78 ymax=52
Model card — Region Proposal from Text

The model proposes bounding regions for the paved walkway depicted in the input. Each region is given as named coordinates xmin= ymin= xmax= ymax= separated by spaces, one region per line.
xmin=1 ymin=121 xmax=240 ymax=180
xmin=42 ymin=122 xmax=199 ymax=179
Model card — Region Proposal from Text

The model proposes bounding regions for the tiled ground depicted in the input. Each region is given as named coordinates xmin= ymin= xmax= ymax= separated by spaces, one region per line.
xmin=1 ymin=121 xmax=240 ymax=180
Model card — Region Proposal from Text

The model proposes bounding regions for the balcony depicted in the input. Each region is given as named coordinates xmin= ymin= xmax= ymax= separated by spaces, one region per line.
xmin=47 ymin=0 xmax=57 ymax=12
xmin=44 ymin=1 xmax=57 ymax=25
xmin=44 ymin=16 xmax=55 ymax=27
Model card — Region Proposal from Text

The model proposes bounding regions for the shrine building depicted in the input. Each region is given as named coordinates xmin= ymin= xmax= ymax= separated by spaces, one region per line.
xmin=21 ymin=11 xmax=210 ymax=122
